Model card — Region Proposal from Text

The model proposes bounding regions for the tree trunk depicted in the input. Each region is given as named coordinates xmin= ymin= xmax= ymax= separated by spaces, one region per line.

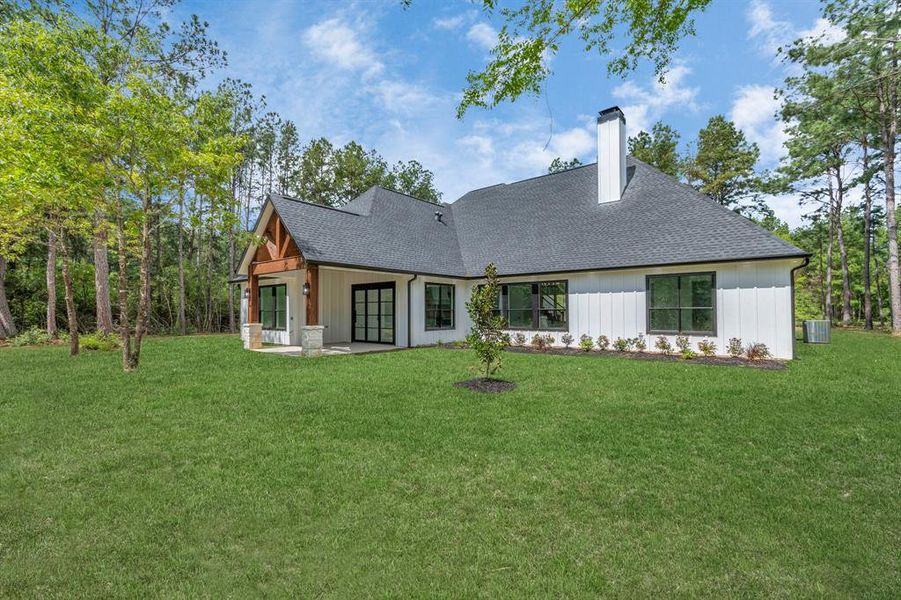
xmin=825 ymin=179 xmax=835 ymax=322
xmin=862 ymin=140 xmax=874 ymax=330
xmin=58 ymin=232 xmax=79 ymax=356
xmin=0 ymin=255 xmax=16 ymax=338
xmin=875 ymin=250 xmax=885 ymax=327
xmin=879 ymin=55 xmax=901 ymax=333
xmin=833 ymin=168 xmax=852 ymax=326
xmin=227 ymin=226 xmax=236 ymax=333
xmin=128 ymin=195 xmax=153 ymax=370
xmin=46 ymin=230 xmax=58 ymax=338
xmin=177 ymin=190 xmax=186 ymax=335
xmin=116 ymin=193 xmax=133 ymax=371
xmin=93 ymin=213 xmax=114 ymax=335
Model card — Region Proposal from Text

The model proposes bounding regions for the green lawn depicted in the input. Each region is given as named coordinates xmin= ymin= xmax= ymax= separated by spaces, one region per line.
xmin=1 ymin=332 xmax=899 ymax=597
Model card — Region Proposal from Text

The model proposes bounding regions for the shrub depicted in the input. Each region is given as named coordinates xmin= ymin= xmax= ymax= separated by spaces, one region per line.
xmin=596 ymin=335 xmax=610 ymax=351
xmin=80 ymin=332 xmax=122 ymax=351
xmin=633 ymin=334 xmax=647 ymax=352
xmin=675 ymin=335 xmax=690 ymax=353
xmin=543 ymin=334 xmax=555 ymax=348
xmin=561 ymin=332 xmax=574 ymax=348
xmin=512 ymin=332 xmax=527 ymax=346
xmin=655 ymin=336 xmax=673 ymax=355
xmin=727 ymin=337 xmax=743 ymax=358
xmin=681 ymin=348 xmax=697 ymax=360
xmin=612 ymin=337 xmax=632 ymax=352
xmin=745 ymin=343 xmax=771 ymax=361
xmin=465 ymin=263 xmax=507 ymax=378
xmin=578 ymin=334 xmax=594 ymax=352
xmin=697 ymin=338 xmax=717 ymax=357
xmin=530 ymin=333 xmax=543 ymax=348
xmin=10 ymin=327 xmax=56 ymax=347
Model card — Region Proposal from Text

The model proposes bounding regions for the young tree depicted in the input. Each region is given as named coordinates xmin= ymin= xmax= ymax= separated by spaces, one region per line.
xmin=548 ymin=157 xmax=583 ymax=173
xmin=628 ymin=121 xmax=681 ymax=176
xmin=684 ymin=115 xmax=764 ymax=216
xmin=298 ymin=137 xmax=337 ymax=206
xmin=465 ymin=263 xmax=508 ymax=379
xmin=389 ymin=160 xmax=442 ymax=203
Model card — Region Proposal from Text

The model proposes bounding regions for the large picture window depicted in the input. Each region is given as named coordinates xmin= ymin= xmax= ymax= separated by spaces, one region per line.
xmin=647 ymin=272 xmax=715 ymax=335
xmin=259 ymin=284 xmax=287 ymax=330
xmin=487 ymin=280 xmax=568 ymax=330
xmin=425 ymin=283 xmax=455 ymax=330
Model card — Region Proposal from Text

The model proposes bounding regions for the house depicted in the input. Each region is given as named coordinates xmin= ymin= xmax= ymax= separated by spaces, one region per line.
xmin=232 ymin=107 xmax=809 ymax=359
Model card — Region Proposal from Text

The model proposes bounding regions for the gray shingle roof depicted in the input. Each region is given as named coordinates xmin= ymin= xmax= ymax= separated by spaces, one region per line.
xmin=263 ymin=157 xmax=807 ymax=279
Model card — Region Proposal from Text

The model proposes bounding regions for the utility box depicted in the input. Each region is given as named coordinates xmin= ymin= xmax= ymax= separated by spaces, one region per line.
xmin=803 ymin=320 xmax=831 ymax=344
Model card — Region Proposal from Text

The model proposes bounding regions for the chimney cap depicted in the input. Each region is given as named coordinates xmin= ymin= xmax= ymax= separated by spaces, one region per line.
xmin=598 ymin=106 xmax=624 ymax=123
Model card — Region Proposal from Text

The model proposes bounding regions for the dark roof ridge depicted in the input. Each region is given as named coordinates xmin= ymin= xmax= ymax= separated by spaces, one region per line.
xmin=270 ymin=192 xmax=362 ymax=216
xmin=452 ymin=161 xmax=596 ymax=203
xmin=369 ymin=185 xmax=445 ymax=207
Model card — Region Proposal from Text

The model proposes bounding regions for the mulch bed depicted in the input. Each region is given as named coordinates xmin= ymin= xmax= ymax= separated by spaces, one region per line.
xmin=440 ymin=344 xmax=786 ymax=370
xmin=454 ymin=378 xmax=517 ymax=393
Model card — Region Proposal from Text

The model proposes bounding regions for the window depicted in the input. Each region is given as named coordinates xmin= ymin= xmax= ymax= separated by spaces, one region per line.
xmin=425 ymin=283 xmax=455 ymax=330
xmin=647 ymin=272 xmax=715 ymax=335
xmin=259 ymin=284 xmax=287 ymax=330
xmin=487 ymin=280 xmax=568 ymax=330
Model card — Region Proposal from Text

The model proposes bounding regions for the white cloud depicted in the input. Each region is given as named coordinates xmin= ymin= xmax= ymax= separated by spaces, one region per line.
xmin=302 ymin=18 xmax=384 ymax=77
xmin=368 ymin=80 xmax=440 ymax=115
xmin=731 ymin=84 xmax=786 ymax=165
xmin=612 ymin=64 xmax=700 ymax=137
xmin=747 ymin=0 xmax=845 ymax=58
xmin=433 ymin=14 xmax=466 ymax=30
xmin=797 ymin=17 xmax=845 ymax=46
xmin=466 ymin=22 xmax=497 ymax=51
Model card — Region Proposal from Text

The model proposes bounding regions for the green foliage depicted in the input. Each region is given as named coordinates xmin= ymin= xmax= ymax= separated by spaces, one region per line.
xmin=727 ymin=338 xmax=743 ymax=358
xmin=561 ymin=332 xmax=574 ymax=347
xmin=512 ymin=332 xmax=527 ymax=346
xmin=697 ymin=339 xmax=717 ymax=357
xmin=684 ymin=115 xmax=764 ymax=217
xmin=633 ymin=334 xmax=647 ymax=352
xmin=465 ymin=263 xmax=508 ymax=378
xmin=655 ymin=336 xmax=673 ymax=355
xmin=675 ymin=335 xmax=690 ymax=353
xmin=578 ymin=334 xmax=594 ymax=352
xmin=455 ymin=0 xmax=712 ymax=117
xmin=548 ymin=157 xmax=583 ymax=173
xmin=80 ymin=332 xmax=122 ymax=351
xmin=9 ymin=326 xmax=57 ymax=347
xmin=680 ymin=348 xmax=697 ymax=360
xmin=628 ymin=121 xmax=681 ymax=176
xmin=596 ymin=334 xmax=610 ymax=351
xmin=744 ymin=343 xmax=771 ymax=361
xmin=612 ymin=337 xmax=632 ymax=352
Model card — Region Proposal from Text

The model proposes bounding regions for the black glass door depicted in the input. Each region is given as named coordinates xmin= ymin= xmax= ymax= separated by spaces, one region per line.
xmin=352 ymin=282 xmax=395 ymax=344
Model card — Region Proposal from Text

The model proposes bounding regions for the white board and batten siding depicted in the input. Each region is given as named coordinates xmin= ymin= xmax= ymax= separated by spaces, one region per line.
xmin=465 ymin=258 xmax=802 ymax=360
xmin=317 ymin=268 xmax=410 ymax=345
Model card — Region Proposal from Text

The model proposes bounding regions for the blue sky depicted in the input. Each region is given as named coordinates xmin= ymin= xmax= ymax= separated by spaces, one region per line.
xmin=175 ymin=0 xmax=840 ymax=226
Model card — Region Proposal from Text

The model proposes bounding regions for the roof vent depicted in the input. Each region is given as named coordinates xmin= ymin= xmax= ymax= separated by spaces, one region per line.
xmin=434 ymin=210 xmax=443 ymax=222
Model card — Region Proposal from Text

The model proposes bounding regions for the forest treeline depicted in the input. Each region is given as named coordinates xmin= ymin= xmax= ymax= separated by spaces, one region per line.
xmin=0 ymin=0 xmax=440 ymax=368
xmin=0 ymin=0 xmax=899 ymax=372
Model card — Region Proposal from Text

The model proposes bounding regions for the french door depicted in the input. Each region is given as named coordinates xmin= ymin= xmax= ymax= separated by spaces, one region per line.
xmin=352 ymin=282 xmax=395 ymax=344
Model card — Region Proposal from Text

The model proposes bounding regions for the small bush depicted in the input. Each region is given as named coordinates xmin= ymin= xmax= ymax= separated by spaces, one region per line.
xmin=530 ymin=333 xmax=543 ymax=348
xmin=561 ymin=332 xmax=574 ymax=348
xmin=531 ymin=334 xmax=555 ymax=351
xmin=10 ymin=327 xmax=56 ymax=347
xmin=633 ymin=334 xmax=647 ymax=352
xmin=512 ymin=332 xmax=527 ymax=346
xmin=578 ymin=334 xmax=594 ymax=352
xmin=80 ymin=332 xmax=122 ymax=352
xmin=727 ymin=337 xmax=743 ymax=358
xmin=543 ymin=334 xmax=555 ymax=348
xmin=681 ymin=348 xmax=697 ymax=360
xmin=697 ymin=339 xmax=717 ymax=357
xmin=655 ymin=336 xmax=673 ymax=355
xmin=745 ymin=343 xmax=771 ymax=361
xmin=675 ymin=335 xmax=690 ymax=353
xmin=596 ymin=335 xmax=610 ymax=351
xmin=612 ymin=337 xmax=632 ymax=352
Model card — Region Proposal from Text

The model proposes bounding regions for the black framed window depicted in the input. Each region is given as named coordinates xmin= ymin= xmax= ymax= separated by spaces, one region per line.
xmin=259 ymin=284 xmax=287 ymax=330
xmin=647 ymin=272 xmax=715 ymax=335
xmin=488 ymin=280 xmax=568 ymax=330
xmin=425 ymin=283 xmax=455 ymax=330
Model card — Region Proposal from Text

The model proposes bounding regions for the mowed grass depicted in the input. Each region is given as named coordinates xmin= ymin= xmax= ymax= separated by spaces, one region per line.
xmin=1 ymin=332 xmax=899 ymax=597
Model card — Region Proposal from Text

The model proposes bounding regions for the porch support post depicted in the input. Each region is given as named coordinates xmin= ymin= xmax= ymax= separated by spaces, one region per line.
xmin=305 ymin=265 xmax=319 ymax=326
xmin=243 ymin=269 xmax=262 ymax=349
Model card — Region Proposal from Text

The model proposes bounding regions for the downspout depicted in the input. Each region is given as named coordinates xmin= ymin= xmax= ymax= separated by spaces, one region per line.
xmin=407 ymin=273 xmax=418 ymax=348
xmin=790 ymin=256 xmax=811 ymax=359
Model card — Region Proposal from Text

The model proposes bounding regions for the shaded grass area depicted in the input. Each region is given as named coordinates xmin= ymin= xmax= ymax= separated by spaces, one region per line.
xmin=1 ymin=331 xmax=899 ymax=597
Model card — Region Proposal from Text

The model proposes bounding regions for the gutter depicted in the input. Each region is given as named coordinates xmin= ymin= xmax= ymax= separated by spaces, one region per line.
xmin=790 ymin=256 xmax=811 ymax=359
xmin=407 ymin=273 xmax=418 ymax=348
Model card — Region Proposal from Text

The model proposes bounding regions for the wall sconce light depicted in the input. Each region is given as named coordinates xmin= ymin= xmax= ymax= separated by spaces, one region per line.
xmin=302 ymin=282 xmax=310 ymax=296
xmin=243 ymin=287 xmax=250 ymax=299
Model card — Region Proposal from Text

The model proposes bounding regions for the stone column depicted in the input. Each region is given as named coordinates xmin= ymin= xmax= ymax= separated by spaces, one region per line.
xmin=301 ymin=325 xmax=325 ymax=357
xmin=243 ymin=322 xmax=262 ymax=350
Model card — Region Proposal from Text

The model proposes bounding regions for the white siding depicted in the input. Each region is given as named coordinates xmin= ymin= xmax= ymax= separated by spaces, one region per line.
xmin=239 ymin=258 xmax=802 ymax=359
